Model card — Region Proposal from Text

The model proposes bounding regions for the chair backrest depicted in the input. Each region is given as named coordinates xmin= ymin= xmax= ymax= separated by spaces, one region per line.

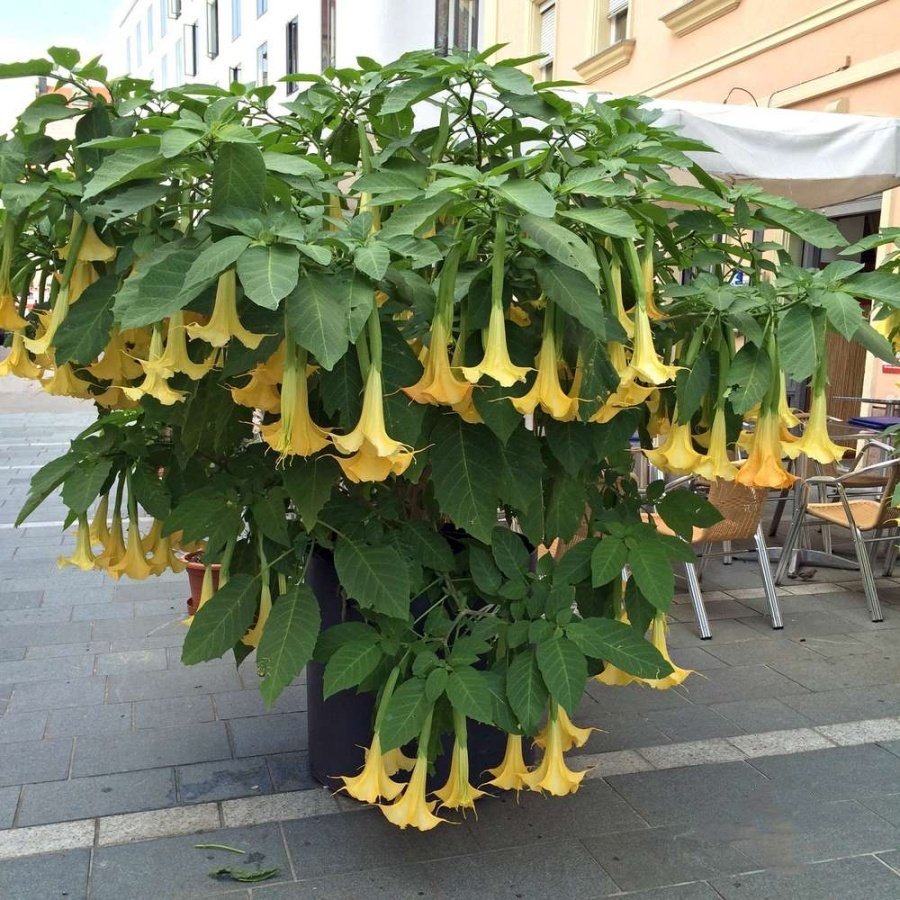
xmin=702 ymin=479 xmax=767 ymax=543
xmin=870 ymin=458 xmax=900 ymax=529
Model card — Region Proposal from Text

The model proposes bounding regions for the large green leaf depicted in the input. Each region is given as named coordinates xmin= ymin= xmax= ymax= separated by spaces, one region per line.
xmin=521 ymin=215 xmax=600 ymax=287
xmin=333 ymin=536 xmax=411 ymax=621
xmin=727 ymin=343 xmax=772 ymax=414
xmin=627 ymin=541 xmax=674 ymax=610
xmin=823 ymin=291 xmax=864 ymax=340
xmin=353 ymin=242 xmax=391 ymax=281
xmin=506 ymin=649 xmax=548 ymax=734
xmin=656 ymin=490 xmax=721 ymax=542
xmin=378 ymin=677 xmax=428 ymax=751
xmin=380 ymin=192 xmax=453 ymax=239
xmin=237 ymin=244 xmax=300 ymax=310
xmin=760 ymin=206 xmax=847 ymax=250
xmin=675 ymin=352 xmax=711 ymax=424
xmin=0 ymin=58 xmax=53 ymax=79
xmin=82 ymin=148 xmax=161 ymax=200
xmin=257 ymin=585 xmax=321 ymax=707
xmin=322 ymin=640 xmax=382 ymax=699
xmin=537 ymin=261 xmax=608 ymax=336
xmin=379 ymin=76 xmax=443 ymax=115
xmin=446 ymin=667 xmax=493 ymax=724
xmin=491 ymin=526 xmax=530 ymax=580
xmin=853 ymin=320 xmax=897 ymax=363
xmin=546 ymin=420 xmax=592 ymax=477
xmin=399 ymin=521 xmax=454 ymax=572
xmin=131 ymin=465 xmax=171 ymax=520
xmin=53 ymin=275 xmax=116 ymax=365
xmin=567 ymin=617 xmax=673 ymax=678
xmin=61 ymin=457 xmax=112 ymax=515
xmin=847 ymin=270 xmax=900 ymax=305
xmin=536 ymin=635 xmax=586 ymax=714
xmin=85 ymin=182 xmax=169 ymax=225
xmin=182 ymin=575 xmax=260 ymax=665
xmin=429 ymin=419 xmax=499 ymax=544
xmin=17 ymin=454 xmax=79 ymax=526
xmin=251 ymin=489 xmax=291 ymax=547
xmin=180 ymin=235 xmax=251 ymax=299
xmin=211 ymin=142 xmax=267 ymax=213
xmin=163 ymin=487 xmax=241 ymax=542
xmin=544 ymin=473 xmax=585 ymax=543
xmin=282 ymin=456 xmax=338 ymax=528
xmin=778 ymin=305 xmax=821 ymax=382
xmin=494 ymin=179 xmax=557 ymax=218
xmin=114 ymin=244 xmax=199 ymax=329
xmin=591 ymin=537 xmax=627 ymax=587
xmin=262 ymin=151 xmax=323 ymax=178
xmin=559 ymin=207 xmax=639 ymax=239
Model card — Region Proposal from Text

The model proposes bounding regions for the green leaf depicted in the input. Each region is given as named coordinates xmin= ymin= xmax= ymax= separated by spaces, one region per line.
xmin=853 ymin=320 xmax=897 ymax=364
xmin=727 ymin=343 xmax=772 ymax=414
xmin=0 ymin=58 xmax=53 ymax=79
xmin=82 ymin=149 xmax=161 ymax=200
xmin=48 ymin=46 xmax=80 ymax=69
xmin=675 ymin=352 xmax=711 ymax=424
xmin=1 ymin=182 xmax=49 ymax=218
xmin=486 ymin=64 xmax=535 ymax=95
xmin=546 ymin=421 xmax=592 ymax=477
xmin=537 ymin=261 xmax=608 ymax=336
xmin=778 ymin=305 xmax=821 ymax=382
xmin=567 ymin=617 xmax=673 ymax=678
xmin=761 ymin=206 xmax=847 ymax=250
xmin=425 ymin=667 xmax=449 ymax=703
xmin=237 ymin=244 xmax=300 ymax=310
xmin=656 ymin=491 xmax=721 ymax=541
xmin=257 ymin=585 xmax=321 ymax=707
xmin=161 ymin=126 xmax=203 ymax=158
xmin=521 ymin=215 xmax=600 ymax=287
xmin=536 ymin=636 xmax=586 ymax=714
xmin=591 ymin=537 xmax=626 ymax=587
xmin=262 ymin=151 xmax=323 ymax=178
xmin=379 ymin=76 xmax=442 ymax=115
xmin=164 ymin=488 xmax=240 ymax=542
xmin=847 ymin=270 xmax=900 ymax=305
xmin=378 ymin=677 xmax=428 ymax=751
xmin=53 ymin=275 xmax=116 ymax=365
xmin=251 ymin=490 xmax=290 ymax=546
xmin=544 ymin=473 xmax=585 ymax=544
xmin=429 ymin=419 xmax=499 ymax=544
xmin=472 ymin=381 xmax=521 ymax=445
xmin=182 ymin=575 xmax=260 ymax=665
xmin=494 ymin=179 xmax=556 ymax=218
xmin=322 ymin=640 xmax=382 ymax=699
xmin=491 ymin=526 xmax=530 ymax=580
xmin=314 ymin=621 xmax=378 ymax=664
xmin=644 ymin=182 xmax=728 ymax=210
xmin=17 ymin=454 xmax=79 ymax=526
xmin=506 ymin=649 xmax=548 ymax=734
xmin=380 ymin=192 xmax=453 ymax=239
xmin=627 ymin=541 xmax=674 ymax=610
xmin=282 ymin=457 xmax=337 ymax=529
xmin=61 ymin=457 xmax=112 ymax=515
xmin=559 ymin=207 xmax=639 ymax=239
xmin=399 ymin=521 xmax=454 ymax=572
xmin=353 ymin=242 xmax=391 ymax=281
xmin=114 ymin=245 xmax=199 ymax=329
xmin=446 ymin=667 xmax=493 ymax=723
xmin=181 ymin=236 xmax=251 ymax=299
xmin=131 ymin=465 xmax=171 ymax=519
xmin=211 ymin=142 xmax=266 ymax=213
xmin=333 ymin=537 xmax=411 ymax=621
xmin=469 ymin=545 xmax=503 ymax=595
xmin=823 ymin=291 xmax=864 ymax=340
xmin=85 ymin=182 xmax=168 ymax=225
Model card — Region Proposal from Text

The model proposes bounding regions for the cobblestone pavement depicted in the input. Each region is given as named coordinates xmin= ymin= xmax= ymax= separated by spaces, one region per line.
xmin=1 ymin=381 xmax=900 ymax=897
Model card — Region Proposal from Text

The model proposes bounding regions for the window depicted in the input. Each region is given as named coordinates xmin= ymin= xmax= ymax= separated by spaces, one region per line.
xmin=126 ymin=36 xmax=132 ymax=73
xmin=167 ymin=0 xmax=182 ymax=19
xmin=136 ymin=22 xmax=143 ymax=66
xmin=257 ymin=0 xmax=267 ymax=17
xmin=321 ymin=0 xmax=336 ymax=70
xmin=538 ymin=1 xmax=555 ymax=80
xmin=207 ymin=0 xmax=220 ymax=57
xmin=232 ymin=0 xmax=241 ymax=39
xmin=607 ymin=0 xmax=629 ymax=44
xmin=256 ymin=42 xmax=268 ymax=85
xmin=175 ymin=37 xmax=184 ymax=82
xmin=229 ymin=63 xmax=242 ymax=84
xmin=183 ymin=22 xmax=198 ymax=76
xmin=285 ymin=17 xmax=299 ymax=93
xmin=435 ymin=0 xmax=478 ymax=55
xmin=160 ymin=0 xmax=167 ymax=36
xmin=161 ymin=54 xmax=169 ymax=88
xmin=147 ymin=6 xmax=154 ymax=52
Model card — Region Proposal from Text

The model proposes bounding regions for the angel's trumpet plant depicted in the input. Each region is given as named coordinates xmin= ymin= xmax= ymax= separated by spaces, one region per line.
xmin=590 ymin=343 xmax=655 ymax=424
xmin=483 ymin=734 xmax=531 ymax=792
xmin=122 ymin=326 xmax=186 ymax=406
xmin=58 ymin=515 xmax=96 ymax=572
xmin=644 ymin=614 xmax=694 ymax=689
xmin=0 ymin=332 xmax=42 ymax=379
xmin=695 ymin=407 xmax=739 ymax=481
xmin=379 ymin=708 xmax=447 ymax=831
xmin=735 ymin=408 xmax=796 ymax=490
xmin=782 ymin=357 xmax=846 ymax=464
xmin=462 ymin=214 xmax=529 ymax=387
xmin=95 ymin=490 xmax=126 ymax=572
xmin=511 ymin=302 xmax=577 ymax=421
xmin=89 ymin=493 xmax=110 ymax=546
xmin=523 ymin=702 xmax=587 ymax=796
xmin=435 ymin=711 xmax=486 ymax=811
xmin=109 ymin=483 xmax=153 ymax=581
xmin=600 ymin=246 xmax=634 ymax=338
xmin=643 ymin=416 xmax=703 ymax=476
xmin=147 ymin=312 xmax=218 ymax=380
xmin=185 ymin=269 xmax=264 ymax=349
xmin=61 ymin=215 xmax=116 ymax=264
xmin=42 ymin=362 xmax=94 ymax=399
xmin=595 ymin=592 xmax=639 ymax=686
xmin=0 ymin=220 xmax=27 ymax=331
xmin=534 ymin=706 xmax=595 ymax=753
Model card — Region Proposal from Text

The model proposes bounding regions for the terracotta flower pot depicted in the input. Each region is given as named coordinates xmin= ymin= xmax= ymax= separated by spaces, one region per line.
xmin=183 ymin=552 xmax=221 ymax=616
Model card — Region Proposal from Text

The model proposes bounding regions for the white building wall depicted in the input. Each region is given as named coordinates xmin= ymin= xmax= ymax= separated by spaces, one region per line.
xmin=110 ymin=0 xmax=464 ymax=102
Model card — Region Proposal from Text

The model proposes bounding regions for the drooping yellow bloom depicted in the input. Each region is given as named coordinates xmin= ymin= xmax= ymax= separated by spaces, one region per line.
xmin=451 ymin=393 xmax=483 ymax=424
xmin=874 ymin=309 xmax=900 ymax=352
xmin=93 ymin=386 xmax=140 ymax=410
xmin=146 ymin=312 xmax=218 ymax=380
xmin=782 ymin=384 xmax=845 ymax=465
xmin=695 ymin=407 xmax=738 ymax=481
xmin=523 ymin=705 xmax=587 ymax=796
xmin=95 ymin=510 xmax=126 ymax=570
xmin=141 ymin=519 xmax=163 ymax=555
xmin=534 ymin=706 xmax=595 ymax=753
xmin=0 ymin=291 xmax=26 ymax=331
xmin=507 ymin=303 xmax=531 ymax=327
xmin=185 ymin=270 xmax=264 ymax=349
xmin=735 ymin=411 xmax=796 ymax=490
xmin=231 ymin=371 xmax=282 ymax=412
xmin=42 ymin=362 xmax=94 ymax=399
xmin=435 ymin=716 xmax=486 ymax=812
xmin=644 ymin=420 xmax=703 ymax=476
xmin=595 ymin=603 xmax=638 ymax=686
xmin=382 ymin=747 xmax=416 ymax=776
xmin=461 ymin=299 xmax=530 ymax=387
xmin=108 ymin=515 xmax=153 ymax=581
xmin=197 ymin=564 xmax=215 ymax=612
xmin=589 ymin=342 xmax=655 ymax=423
xmin=89 ymin=494 xmax=110 ymax=546
xmin=241 ymin=577 xmax=273 ymax=648
xmin=89 ymin=329 xmax=145 ymax=382
xmin=147 ymin=528 xmax=186 ymax=577
xmin=379 ymin=747 xmax=447 ymax=831
xmin=122 ymin=327 xmax=187 ymax=406
xmin=625 ymin=300 xmax=678 ymax=386
xmin=66 ymin=261 xmax=99 ymax=303
xmin=332 ymin=367 xmax=413 ymax=481
xmin=483 ymin=734 xmax=531 ymax=792
xmin=339 ymin=733 xmax=405 ymax=803
xmin=23 ymin=285 xmax=73 ymax=356
xmin=0 ymin=332 xmax=42 ymax=379
xmin=778 ymin=373 xmax=800 ymax=429
xmin=403 ymin=319 xmax=472 ymax=407
xmin=644 ymin=615 xmax=694 ymax=689
xmin=58 ymin=516 xmax=96 ymax=572
xmin=61 ymin=218 xmax=116 ymax=264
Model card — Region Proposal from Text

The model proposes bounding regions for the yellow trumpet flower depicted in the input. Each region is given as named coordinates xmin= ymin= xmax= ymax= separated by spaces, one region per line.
xmin=122 ymin=327 xmax=187 ymax=406
xmin=146 ymin=313 xmax=218 ymax=380
xmin=778 ymin=373 xmax=800 ymax=429
xmin=339 ymin=733 xmax=405 ymax=804
xmin=61 ymin=217 xmax=116 ymax=263
xmin=42 ymin=363 xmax=94 ymax=399
xmin=644 ymin=420 xmax=703 ymax=476
xmin=534 ymin=707 xmax=595 ymax=752
xmin=141 ymin=519 xmax=163 ymax=555
xmin=435 ymin=715 xmax=486 ymax=811
xmin=782 ymin=384 xmax=845 ymax=465
xmin=695 ymin=408 xmax=738 ymax=481
xmin=337 ymin=441 xmax=414 ymax=482
xmin=231 ymin=371 xmax=282 ymax=412
xmin=450 ymin=393 xmax=483 ymax=424
xmin=89 ymin=494 xmax=110 ymax=546
xmin=625 ymin=301 xmax=678 ymax=386
xmin=23 ymin=285 xmax=73 ymax=356
xmin=93 ymin=386 xmax=140 ymax=410
xmin=461 ymin=299 xmax=530 ymax=387
xmin=108 ymin=515 xmax=153 ymax=581
xmin=241 ymin=577 xmax=273 ymax=648
xmin=185 ymin=270 xmax=264 ymax=349
xmin=522 ymin=705 xmax=587 ymax=796
xmin=66 ymin=261 xmax=99 ymax=303
xmin=644 ymin=614 xmax=694 ymax=689
xmin=382 ymin=747 xmax=416 ymax=776
xmin=0 ymin=332 xmax=42 ymax=379
xmin=379 ymin=725 xmax=448 ymax=831
xmin=483 ymin=734 xmax=531 ymax=792
xmin=403 ymin=320 xmax=472 ymax=407
xmin=735 ymin=411 xmax=796 ymax=490
xmin=589 ymin=343 xmax=655 ymax=423
xmin=58 ymin=516 xmax=96 ymax=572
xmin=0 ymin=290 xmax=26 ymax=331
xmin=148 ymin=532 xmax=186 ymax=576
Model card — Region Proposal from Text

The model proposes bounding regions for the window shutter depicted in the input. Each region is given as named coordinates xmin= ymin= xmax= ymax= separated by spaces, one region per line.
xmin=608 ymin=0 xmax=628 ymax=18
xmin=539 ymin=2 xmax=556 ymax=59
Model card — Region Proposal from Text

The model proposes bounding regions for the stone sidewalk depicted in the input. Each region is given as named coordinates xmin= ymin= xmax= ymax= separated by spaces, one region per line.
xmin=2 ymin=384 xmax=900 ymax=897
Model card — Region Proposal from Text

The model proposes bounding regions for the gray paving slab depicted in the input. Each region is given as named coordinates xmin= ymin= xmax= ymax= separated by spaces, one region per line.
xmin=212 ymin=686 xmax=307 ymax=720
xmin=72 ymin=721 xmax=232 ymax=777
xmin=0 ymin=621 xmax=92 ymax=648
xmin=594 ymin=885 xmax=722 ymax=900
xmin=94 ymin=649 xmax=169 ymax=674
xmin=17 ymin=768 xmax=177 ymax=826
xmin=90 ymin=823 xmax=291 ymax=900
xmin=710 ymin=697 xmax=814 ymax=733
xmin=0 ymin=591 xmax=42 ymax=610
xmin=666 ymin=618 xmax=764 ymax=648
xmin=711 ymin=855 xmax=900 ymax=900
xmin=91 ymin=615 xmax=187 ymax=642
xmin=644 ymin=705 xmax=742 ymax=742
xmin=265 ymin=752 xmax=317 ymax=793
xmin=0 ymin=710 xmax=47 ymax=744
xmin=860 ymin=793 xmax=900 ymax=827
xmin=45 ymin=702 xmax=133 ymax=737
xmin=0 ymin=737 xmax=72 ymax=788
xmin=108 ymin=666 xmax=243 ymax=703
xmin=0 ymin=606 xmax=76 ymax=626
xmin=6 ymin=676 xmax=107 ymax=712
xmin=766 ymin=654 xmax=900 ymax=692
xmin=71 ymin=602 xmax=134 ymax=621
xmin=135 ymin=695 xmax=216 ymax=730
xmin=0 ymin=657 xmax=96 ymax=690
xmin=566 ymin=705 xmax=672 ymax=754
xmin=229 ymin=713 xmax=307 ymax=758
xmin=0 ymin=786 xmax=19 ymax=829
xmin=253 ymin=864 xmax=433 ymax=899
xmin=25 ymin=640 xmax=109 ymax=659
xmin=177 ymin=758 xmax=273 ymax=804
xmin=779 ymin=684 xmax=900 ymax=724
xmin=0 ymin=849 xmax=90 ymax=900
xmin=674 ymin=664 xmax=808 ymax=705
xmin=0 ymin=647 xmax=24 ymax=662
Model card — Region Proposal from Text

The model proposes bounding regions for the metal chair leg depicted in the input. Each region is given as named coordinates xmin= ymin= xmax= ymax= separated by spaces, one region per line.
xmin=755 ymin=525 xmax=783 ymax=630
xmin=768 ymin=488 xmax=791 ymax=538
xmin=774 ymin=505 xmax=805 ymax=585
xmin=696 ymin=542 xmax=711 ymax=580
xmin=684 ymin=561 xmax=711 ymax=640
xmin=849 ymin=523 xmax=884 ymax=622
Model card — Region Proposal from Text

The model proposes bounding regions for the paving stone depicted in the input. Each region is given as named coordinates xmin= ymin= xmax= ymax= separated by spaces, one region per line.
xmin=574 ymin=749 xmax=654 ymax=778
xmin=860 ymin=794 xmax=900 ymax=827
xmin=107 ymin=666 xmax=243 ymax=702
xmin=767 ymin=653 xmax=900 ymax=692
xmin=0 ymin=621 xmax=91 ymax=648
xmin=593 ymin=885 xmax=722 ymax=900
xmin=213 ymin=685 xmax=307 ymax=720
xmin=582 ymin=825 xmax=754 ymax=892
xmin=711 ymin=855 xmax=900 ymax=900
xmin=0 ymin=591 xmax=42 ymax=610
xmin=0 ymin=710 xmax=47 ymax=744
xmin=73 ymin=721 xmax=231 ymax=777
xmin=644 ymin=705 xmax=740 ymax=742
xmin=91 ymin=824 xmax=291 ymax=900
xmin=230 ymin=713 xmax=307 ymax=758
xmin=177 ymin=758 xmax=273 ymax=804
xmin=7 ymin=676 xmax=107 ymax=712
xmin=17 ymin=769 xmax=177 ymax=826
xmin=639 ymin=738 xmax=746 ymax=769
xmin=25 ymin=640 xmax=109 ymax=659
xmin=702 ymin=637 xmax=823 ymax=668
xmin=0 ymin=786 xmax=18 ymax=829
xmin=729 ymin=727 xmax=834 ymax=757
xmin=0 ymin=738 xmax=72 ymax=788
xmin=45 ymin=702 xmax=132 ymax=737
xmin=90 ymin=615 xmax=186 ymax=642
xmin=131 ymin=597 xmax=188 ymax=618
xmin=115 ymin=582 xmax=189 ymax=602
xmin=134 ymin=695 xmax=216 ymax=730
xmin=94 ymin=649 xmax=169 ymax=674
xmin=779 ymin=684 xmax=900 ymax=725
xmin=266 ymin=752 xmax=319 ymax=793
xmin=658 ymin=646 xmax=729 ymax=672
xmin=666 ymin=618 xmax=766 ymax=648
xmin=569 ymin=704 xmax=672 ymax=755
xmin=97 ymin=803 xmax=221 ymax=846
xmin=222 ymin=789 xmax=340 ymax=827
xmin=0 ymin=654 xmax=96 ymax=685
xmin=253 ymin=863 xmax=434 ymax=900
xmin=674 ymin=665 xmax=808 ymax=705
xmin=585 ymin=680 xmax=693 ymax=715
xmin=710 ymin=698 xmax=814 ymax=733
xmin=71 ymin=602 xmax=135 ymax=621
xmin=0 ymin=606 xmax=75 ymax=626
xmin=817 ymin=717 xmax=900 ymax=746
xmin=0 ymin=647 xmax=24 ymax=662
xmin=0 ymin=849 xmax=90 ymax=900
